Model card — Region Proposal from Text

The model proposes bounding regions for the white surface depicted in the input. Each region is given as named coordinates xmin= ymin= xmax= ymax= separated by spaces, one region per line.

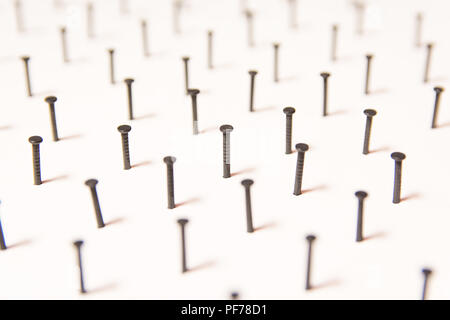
xmin=0 ymin=0 xmax=449 ymax=299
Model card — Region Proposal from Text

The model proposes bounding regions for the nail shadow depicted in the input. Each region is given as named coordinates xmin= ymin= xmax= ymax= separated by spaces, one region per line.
xmin=327 ymin=109 xmax=348 ymax=116
xmin=279 ymin=75 xmax=298 ymax=82
xmin=309 ymin=279 xmax=341 ymax=291
xmin=87 ymin=282 xmax=118 ymax=294
xmin=400 ymin=193 xmax=421 ymax=202
xmin=8 ymin=239 xmax=32 ymax=249
xmin=105 ymin=217 xmax=125 ymax=227
xmin=42 ymin=174 xmax=69 ymax=184
xmin=254 ymin=221 xmax=277 ymax=232
xmin=254 ymin=106 xmax=276 ymax=113
xmin=188 ymin=260 xmax=216 ymax=273
xmin=131 ymin=160 xmax=152 ymax=168
xmin=176 ymin=197 xmax=201 ymax=208
xmin=134 ymin=113 xmax=156 ymax=120
xmin=200 ymin=126 xmax=219 ymax=134
xmin=302 ymin=185 xmax=327 ymax=194
xmin=370 ymin=88 xmax=389 ymax=95
xmin=436 ymin=121 xmax=450 ymax=128
xmin=60 ymin=134 xmax=83 ymax=141
xmin=369 ymin=146 xmax=390 ymax=154
xmin=231 ymin=167 xmax=256 ymax=177
xmin=364 ymin=231 xmax=387 ymax=241
xmin=0 ymin=125 xmax=12 ymax=130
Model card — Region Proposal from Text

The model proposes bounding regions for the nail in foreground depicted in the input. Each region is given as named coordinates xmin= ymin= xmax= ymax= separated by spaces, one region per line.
xmin=283 ymin=107 xmax=296 ymax=154
xmin=21 ymin=56 xmax=32 ymax=97
xmin=355 ymin=191 xmax=368 ymax=242
xmin=29 ymin=136 xmax=43 ymax=185
xmin=85 ymin=179 xmax=105 ymax=228
xmin=364 ymin=54 xmax=373 ymax=95
xmin=188 ymin=89 xmax=200 ymax=135
xmin=177 ymin=218 xmax=189 ymax=273
xmin=124 ymin=78 xmax=135 ymax=120
xmin=0 ymin=205 xmax=7 ymax=250
xmin=118 ymin=125 xmax=132 ymax=170
xmin=362 ymin=109 xmax=377 ymax=155
xmin=320 ymin=72 xmax=330 ymax=116
xmin=431 ymin=87 xmax=444 ymax=129
xmin=248 ymin=70 xmax=258 ymax=112
xmin=241 ymin=179 xmax=254 ymax=233
xmin=182 ymin=57 xmax=190 ymax=95
xmin=421 ymin=268 xmax=432 ymax=300
xmin=45 ymin=96 xmax=59 ymax=142
xmin=391 ymin=152 xmax=406 ymax=204
xmin=424 ymin=43 xmax=433 ymax=83
xmin=164 ymin=156 xmax=177 ymax=209
xmin=220 ymin=125 xmax=234 ymax=178
xmin=305 ymin=235 xmax=316 ymax=290
xmin=73 ymin=240 xmax=87 ymax=294
xmin=293 ymin=143 xmax=309 ymax=195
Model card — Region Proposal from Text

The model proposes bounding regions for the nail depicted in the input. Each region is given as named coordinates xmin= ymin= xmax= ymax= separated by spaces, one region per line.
xmin=283 ymin=107 xmax=296 ymax=154
xmin=431 ymin=87 xmax=444 ymax=129
xmin=362 ymin=109 xmax=377 ymax=154
xmin=73 ymin=240 xmax=87 ymax=294
xmin=182 ymin=57 xmax=190 ymax=95
xmin=141 ymin=20 xmax=150 ymax=57
xmin=421 ymin=268 xmax=432 ymax=300
xmin=85 ymin=179 xmax=105 ymax=228
xmin=220 ymin=125 xmax=234 ymax=178
xmin=244 ymin=10 xmax=254 ymax=47
xmin=288 ymin=0 xmax=298 ymax=29
xmin=248 ymin=70 xmax=257 ymax=112
xmin=231 ymin=292 xmax=239 ymax=300
xmin=0 ymin=203 xmax=7 ymax=250
xmin=117 ymin=125 xmax=132 ymax=170
xmin=391 ymin=152 xmax=406 ymax=204
xmin=14 ymin=0 xmax=24 ymax=33
xmin=305 ymin=234 xmax=316 ymax=290
xmin=188 ymin=89 xmax=200 ymax=135
xmin=173 ymin=0 xmax=182 ymax=34
xmin=354 ymin=2 xmax=365 ymax=35
xmin=320 ymin=72 xmax=330 ymax=116
xmin=331 ymin=24 xmax=338 ymax=61
xmin=21 ymin=56 xmax=32 ymax=97
xmin=177 ymin=218 xmax=189 ymax=273
xmin=415 ymin=13 xmax=423 ymax=48
xmin=164 ymin=156 xmax=177 ymax=209
xmin=28 ymin=136 xmax=43 ymax=185
xmin=124 ymin=78 xmax=135 ymax=120
xmin=241 ymin=179 xmax=254 ymax=233
xmin=108 ymin=49 xmax=115 ymax=84
xmin=87 ymin=2 xmax=94 ymax=38
xmin=273 ymin=43 xmax=280 ymax=83
xmin=120 ymin=0 xmax=129 ymax=15
xmin=355 ymin=191 xmax=368 ymax=242
xmin=364 ymin=54 xmax=373 ymax=95
xmin=45 ymin=96 xmax=59 ymax=142
xmin=293 ymin=143 xmax=309 ymax=196
xmin=424 ymin=43 xmax=433 ymax=83
xmin=60 ymin=27 xmax=69 ymax=63
xmin=207 ymin=30 xmax=213 ymax=69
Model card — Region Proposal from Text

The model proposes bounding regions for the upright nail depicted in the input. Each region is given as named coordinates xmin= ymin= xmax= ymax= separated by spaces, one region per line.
xmin=141 ymin=20 xmax=150 ymax=57
xmin=248 ymin=70 xmax=257 ymax=112
xmin=241 ymin=179 xmax=254 ymax=233
xmin=364 ymin=54 xmax=373 ymax=95
xmin=415 ymin=13 xmax=423 ymax=48
xmin=288 ymin=0 xmax=298 ymax=29
xmin=21 ymin=56 xmax=32 ymax=97
xmin=14 ymin=0 xmax=24 ymax=33
xmin=108 ymin=49 xmax=115 ymax=84
xmin=293 ymin=143 xmax=309 ymax=196
xmin=283 ymin=107 xmax=296 ymax=154
xmin=85 ymin=179 xmax=104 ymax=228
xmin=320 ymin=72 xmax=330 ymax=116
xmin=391 ymin=152 xmax=406 ymax=204
xmin=188 ymin=89 xmax=200 ymax=135
xmin=273 ymin=43 xmax=280 ymax=82
xmin=354 ymin=2 xmax=365 ymax=35
xmin=0 ymin=203 xmax=7 ymax=250
xmin=177 ymin=218 xmax=189 ymax=273
xmin=120 ymin=0 xmax=129 ymax=15
xmin=331 ymin=24 xmax=338 ymax=61
xmin=73 ymin=240 xmax=87 ymax=294
xmin=124 ymin=78 xmax=135 ymax=120
xmin=362 ymin=109 xmax=377 ymax=154
xmin=421 ymin=268 xmax=432 ymax=300
xmin=45 ymin=96 xmax=59 ymax=142
xmin=231 ymin=292 xmax=239 ymax=299
xmin=207 ymin=30 xmax=213 ymax=69
xmin=182 ymin=56 xmax=190 ymax=94
xmin=305 ymin=234 xmax=316 ymax=290
xmin=355 ymin=191 xmax=368 ymax=242
xmin=164 ymin=156 xmax=177 ymax=209
xmin=87 ymin=2 xmax=94 ymax=38
xmin=117 ymin=125 xmax=132 ymax=170
xmin=29 ymin=136 xmax=43 ymax=185
xmin=245 ymin=10 xmax=254 ymax=47
xmin=424 ymin=43 xmax=433 ymax=83
xmin=173 ymin=0 xmax=182 ymax=34
xmin=60 ymin=27 xmax=69 ymax=63
xmin=431 ymin=87 xmax=444 ymax=129
xmin=220 ymin=125 xmax=234 ymax=178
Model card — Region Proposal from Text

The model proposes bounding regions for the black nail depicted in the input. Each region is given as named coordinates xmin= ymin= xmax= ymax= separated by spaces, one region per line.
xmin=28 ymin=136 xmax=43 ymax=185
xmin=421 ymin=268 xmax=432 ymax=300
xmin=431 ymin=87 xmax=444 ymax=129
xmin=21 ymin=56 xmax=32 ymax=97
xmin=293 ymin=143 xmax=309 ymax=196
xmin=391 ymin=152 xmax=406 ymax=204
xmin=0 ymin=210 xmax=7 ymax=250
xmin=364 ymin=54 xmax=373 ymax=95
xmin=60 ymin=27 xmax=69 ymax=63
xmin=244 ymin=10 xmax=254 ymax=47
xmin=362 ymin=109 xmax=377 ymax=154
xmin=220 ymin=125 xmax=234 ymax=178
xmin=85 ymin=179 xmax=105 ymax=228
xmin=87 ymin=2 xmax=94 ymax=38
xmin=182 ymin=57 xmax=190 ymax=94
xmin=177 ymin=218 xmax=189 ymax=273
xmin=73 ymin=240 xmax=87 ymax=294
xmin=331 ymin=24 xmax=338 ymax=61
xmin=14 ymin=0 xmax=24 ymax=33
xmin=320 ymin=72 xmax=330 ymax=117
xmin=207 ymin=30 xmax=213 ymax=69
xmin=188 ymin=89 xmax=200 ymax=135
xmin=305 ymin=234 xmax=316 ymax=290
xmin=424 ymin=43 xmax=433 ymax=83
xmin=141 ymin=20 xmax=150 ymax=57
xmin=231 ymin=292 xmax=239 ymax=300
xmin=283 ymin=107 xmax=296 ymax=154
xmin=45 ymin=96 xmax=59 ymax=142
xmin=273 ymin=43 xmax=280 ymax=83
xmin=108 ymin=49 xmax=115 ymax=84
xmin=124 ymin=78 xmax=135 ymax=120
xmin=118 ymin=125 xmax=132 ymax=170
xmin=164 ymin=156 xmax=176 ymax=209
xmin=241 ymin=179 xmax=254 ymax=233
xmin=355 ymin=191 xmax=368 ymax=242
xmin=415 ymin=13 xmax=423 ymax=48
xmin=248 ymin=70 xmax=257 ymax=112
